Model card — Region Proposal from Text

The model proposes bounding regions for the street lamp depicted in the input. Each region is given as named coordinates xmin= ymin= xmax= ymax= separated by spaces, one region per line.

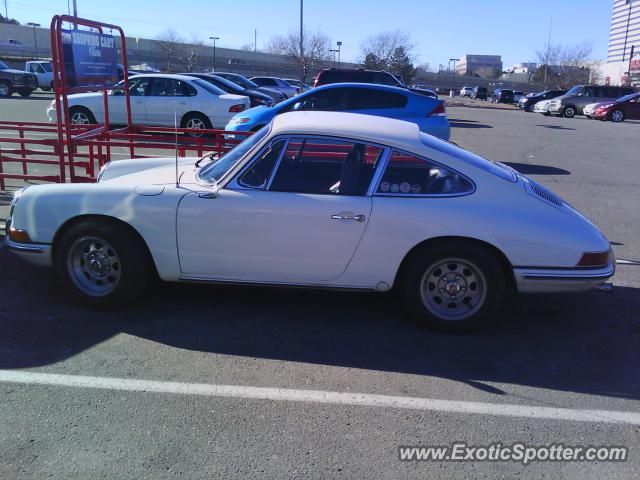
xmin=299 ymin=0 xmax=304 ymax=82
xmin=26 ymin=22 xmax=40 ymax=59
xmin=336 ymin=41 xmax=342 ymax=68
xmin=209 ymin=36 xmax=220 ymax=71
xmin=449 ymin=58 xmax=459 ymax=93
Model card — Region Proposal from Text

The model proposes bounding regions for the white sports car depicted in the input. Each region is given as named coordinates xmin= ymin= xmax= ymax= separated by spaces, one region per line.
xmin=533 ymin=99 xmax=553 ymax=115
xmin=46 ymin=74 xmax=250 ymax=132
xmin=5 ymin=112 xmax=614 ymax=331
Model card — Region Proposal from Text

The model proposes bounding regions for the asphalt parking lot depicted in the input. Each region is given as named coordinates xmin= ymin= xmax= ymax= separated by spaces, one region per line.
xmin=1 ymin=96 xmax=639 ymax=479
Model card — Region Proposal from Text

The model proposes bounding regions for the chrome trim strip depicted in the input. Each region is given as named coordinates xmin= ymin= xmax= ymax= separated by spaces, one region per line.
xmin=178 ymin=275 xmax=375 ymax=291
xmin=518 ymin=263 xmax=615 ymax=281
xmin=365 ymin=147 xmax=391 ymax=197
xmin=266 ymin=136 xmax=291 ymax=190
xmin=5 ymin=243 xmax=46 ymax=254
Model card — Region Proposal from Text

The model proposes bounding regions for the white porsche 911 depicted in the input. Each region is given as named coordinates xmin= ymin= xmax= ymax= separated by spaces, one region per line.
xmin=5 ymin=112 xmax=614 ymax=331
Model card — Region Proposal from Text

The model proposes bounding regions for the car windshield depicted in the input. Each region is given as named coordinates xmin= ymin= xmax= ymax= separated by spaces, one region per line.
xmin=41 ymin=63 xmax=53 ymax=72
xmin=421 ymin=133 xmax=516 ymax=182
xmin=565 ymin=86 xmax=582 ymax=96
xmin=0 ymin=60 xmax=9 ymax=69
xmin=616 ymin=93 xmax=639 ymax=102
xmin=224 ymin=74 xmax=258 ymax=89
xmin=192 ymin=78 xmax=225 ymax=95
xmin=198 ymin=126 xmax=269 ymax=183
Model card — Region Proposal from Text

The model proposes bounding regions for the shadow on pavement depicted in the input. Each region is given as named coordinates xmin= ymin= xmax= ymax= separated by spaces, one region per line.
xmin=536 ymin=124 xmax=576 ymax=131
xmin=504 ymin=162 xmax=571 ymax=176
xmin=1 ymin=247 xmax=639 ymax=400
xmin=450 ymin=119 xmax=493 ymax=129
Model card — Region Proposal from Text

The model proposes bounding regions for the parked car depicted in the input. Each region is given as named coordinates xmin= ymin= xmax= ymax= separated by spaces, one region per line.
xmin=25 ymin=60 xmax=54 ymax=91
xmin=214 ymin=72 xmax=287 ymax=103
xmin=470 ymin=87 xmax=488 ymax=100
xmin=547 ymin=85 xmax=635 ymax=118
xmin=591 ymin=92 xmax=640 ymax=122
xmin=46 ymin=74 xmax=250 ymax=135
xmin=6 ymin=111 xmax=615 ymax=331
xmin=583 ymin=102 xmax=599 ymax=119
xmin=520 ymin=90 xmax=566 ymax=112
xmin=181 ymin=72 xmax=274 ymax=108
xmin=250 ymin=76 xmax=299 ymax=98
xmin=313 ymin=68 xmax=439 ymax=99
xmin=284 ymin=78 xmax=311 ymax=92
xmin=225 ymin=82 xmax=450 ymax=140
xmin=459 ymin=86 xmax=474 ymax=97
xmin=0 ymin=60 xmax=37 ymax=97
xmin=489 ymin=88 xmax=514 ymax=104
xmin=533 ymin=99 xmax=553 ymax=115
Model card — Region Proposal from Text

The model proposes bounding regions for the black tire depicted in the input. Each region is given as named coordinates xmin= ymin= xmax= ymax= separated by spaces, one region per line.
xmin=41 ymin=84 xmax=52 ymax=92
xmin=609 ymin=109 xmax=625 ymax=123
xmin=562 ymin=105 xmax=577 ymax=118
xmin=181 ymin=112 xmax=212 ymax=137
xmin=54 ymin=219 xmax=151 ymax=308
xmin=69 ymin=106 xmax=97 ymax=125
xmin=18 ymin=88 xmax=33 ymax=98
xmin=0 ymin=80 xmax=12 ymax=97
xmin=400 ymin=241 xmax=505 ymax=333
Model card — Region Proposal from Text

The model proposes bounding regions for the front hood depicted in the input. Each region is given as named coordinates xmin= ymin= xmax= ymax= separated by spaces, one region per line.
xmin=231 ymin=105 xmax=271 ymax=120
xmin=1 ymin=68 xmax=31 ymax=75
xmin=100 ymin=157 xmax=202 ymax=186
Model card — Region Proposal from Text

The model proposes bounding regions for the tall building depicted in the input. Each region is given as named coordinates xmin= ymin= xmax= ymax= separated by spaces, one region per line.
xmin=603 ymin=0 xmax=640 ymax=85
xmin=455 ymin=55 xmax=503 ymax=78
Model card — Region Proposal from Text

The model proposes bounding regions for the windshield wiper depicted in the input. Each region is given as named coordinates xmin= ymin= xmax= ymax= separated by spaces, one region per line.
xmin=195 ymin=152 xmax=218 ymax=168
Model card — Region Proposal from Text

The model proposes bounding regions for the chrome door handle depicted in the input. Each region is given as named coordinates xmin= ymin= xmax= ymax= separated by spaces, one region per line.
xmin=331 ymin=214 xmax=366 ymax=222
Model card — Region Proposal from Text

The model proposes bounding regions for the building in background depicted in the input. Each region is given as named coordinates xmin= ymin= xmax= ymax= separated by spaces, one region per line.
xmin=455 ymin=54 xmax=503 ymax=78
xmin=602 ymin=0 xmax=640 ymax=86
xmin=505 ymin=62 xmax=538 ymax=74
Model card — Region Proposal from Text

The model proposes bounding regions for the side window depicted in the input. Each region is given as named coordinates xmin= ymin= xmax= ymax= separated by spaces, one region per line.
xmin=297 ymin=89 xmax=348 ymax=111
xmin=269 ymin=137 xmax=384 ymax=195
xmin=129 ymin=78 xmax=150 ymax=96
xmin=582 ymin=87 xmax=594 ymax=97
xmin=254 ymin=78 xmax=275 ymax=86
xmin=238 ymin=139 xmax=286 ymax=189
xmin=179 ymin=81 xmax=197 ymax=96
xmin=348 ymin=88 xmax=408 ymax=110
xmin=374 ymin=72 xmax=399 ymax=86
xmin=149 ymin=78 xmax=172 ymax=96
xmin=376 ymin=151 xmax=473 ymax=196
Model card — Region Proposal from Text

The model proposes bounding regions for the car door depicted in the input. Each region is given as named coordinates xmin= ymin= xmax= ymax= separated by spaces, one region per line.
xmin=145 ymin=78 xmax=192 ymax=126
xmin=106 ymin=77 xmax=149 ymax=124
xmin=177 ymin=136 xmax=387 ymax=283
xmin=625 ymin=95 xmax=640 ymax=119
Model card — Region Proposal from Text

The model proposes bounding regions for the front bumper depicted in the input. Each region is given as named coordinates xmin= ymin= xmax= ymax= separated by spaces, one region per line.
xmin=513 ymin=262 xmax=615 ymax=294
xmin=4 ymin=237 xmax=53 ymax=268
xmin=548 ymin=104 xmax=563 ymax=114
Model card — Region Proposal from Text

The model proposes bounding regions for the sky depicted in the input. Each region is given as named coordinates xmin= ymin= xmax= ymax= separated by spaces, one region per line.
xmin=2 ymin=0 xmax=613 ymax=69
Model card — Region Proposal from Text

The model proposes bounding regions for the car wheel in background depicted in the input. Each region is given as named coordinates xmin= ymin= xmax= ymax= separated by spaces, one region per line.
xmin=0 ymin=80 xmax=12 ymax=97
xmin=54 ymin=219 xmax=151 ymax=307
xmin=18 ymin=88 xmax=33 ymax=98
xmin=69 ymin=106 xmax=96 ymax=125
xmin=400 ymin=241 xmax=505 ymax=332
xmin=562 ymin=105 xmax=577 ymax=118
xmin=181 ymin=112 xmax=212 ymax=138
xmin=610 ymin=110 xmax=625 ymax=123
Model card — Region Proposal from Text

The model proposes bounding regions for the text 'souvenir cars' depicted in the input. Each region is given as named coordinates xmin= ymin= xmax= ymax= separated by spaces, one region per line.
xmin=6 ymin=112 xmax=615 ymax=332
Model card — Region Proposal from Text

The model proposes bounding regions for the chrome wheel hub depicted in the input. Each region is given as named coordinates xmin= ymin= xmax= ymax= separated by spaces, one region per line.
xmin=71 ymin=112 xmax=89 ymax=124
xmin=421 ymin=258 xmax=487 ymax=321
xmin=0 ymin=84 xmax=9 ymax=96
xmin=67 ymin=236 xmax=121 ymax=296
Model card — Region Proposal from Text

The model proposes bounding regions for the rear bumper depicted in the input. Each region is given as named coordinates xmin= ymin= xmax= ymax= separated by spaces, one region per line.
xmin=513 ymin=262 xmax=615 ymax=293
xmin=4 ymin=237 xmax=53 ymax=267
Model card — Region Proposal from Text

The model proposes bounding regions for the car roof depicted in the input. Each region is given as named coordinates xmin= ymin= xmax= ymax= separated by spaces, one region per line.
xmin=311 ymin=82 xmax=412 ymax=95
xmin=270 ymin=111 xmax=421 ymax=150
xmin=128 ymin=73 xmax=199 ymax=81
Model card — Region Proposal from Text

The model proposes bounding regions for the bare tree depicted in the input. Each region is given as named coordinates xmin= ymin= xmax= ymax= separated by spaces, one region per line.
xmin=359 ymin=29 xmax=416 ymax=70
xmin=535 ymin=41 xmax=593 ymax=89
xmin=266 ymin=28 xmax=332 ymax=80
xmin=156 ymin=30 xmax=204 ymax=72
xmin=184 ymin=36 xmax=205 ymax=72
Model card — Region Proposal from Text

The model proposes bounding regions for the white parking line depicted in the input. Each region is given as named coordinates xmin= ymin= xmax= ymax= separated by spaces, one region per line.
xmin=1 ymin=370 xmax=639 ymax=425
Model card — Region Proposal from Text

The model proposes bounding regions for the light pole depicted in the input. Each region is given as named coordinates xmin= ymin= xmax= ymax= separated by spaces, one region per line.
xmin=299 ymin=0 xmax=304 ymax=82
xmin=336 ymin=41 xmax=342 ymax=68
xmin=329 ymin=49 xmax=338 ymax=68
xmin=27 ymin=22 xmax=40 ymax=59
xmin=209 ymin=36 xmax=220 ymax=71
xmin=449 ymin=58 xmax=459 ymax=93
xmin=3 ymin=0 xmax=8 ymax=21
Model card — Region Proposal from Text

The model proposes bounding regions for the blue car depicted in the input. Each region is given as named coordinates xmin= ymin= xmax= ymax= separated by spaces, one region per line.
xmin=225 ymin=83 xmax=450 ymax=140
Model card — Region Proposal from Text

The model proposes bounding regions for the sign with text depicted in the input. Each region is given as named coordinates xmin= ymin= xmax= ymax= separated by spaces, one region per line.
xmin=61 ymin=29 xmax=119 ymax=88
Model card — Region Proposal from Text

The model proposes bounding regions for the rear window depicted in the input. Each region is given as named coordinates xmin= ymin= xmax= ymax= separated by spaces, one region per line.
xmin=348 ymin=88 xmax=407 ymax=109
xmin=317 ymin=70 xmax=400 ymax=86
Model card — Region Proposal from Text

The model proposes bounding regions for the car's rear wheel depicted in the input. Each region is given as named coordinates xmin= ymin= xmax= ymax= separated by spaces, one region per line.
xmin=18 ymin=88 xmax=33 ymax=97
xmin=69 ymin=106 xmax=96 ymax=125
xmin=610 ymin=109 xmax=625 ymax=123
xmin=401 ymin=242 xmax=505 ymax=332
xmin=54 ymin=219 xmax=151 ymax=307
xmin=181 ymin=112 xmax=212 ymax=138
xmin=0 ymin=80 xmax=12 ymax=97
xmin=562 ymin=105 xmax=577 ymax=118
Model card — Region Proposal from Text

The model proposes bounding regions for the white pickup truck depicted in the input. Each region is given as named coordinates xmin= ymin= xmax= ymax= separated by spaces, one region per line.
xmin=25 ymin=61 xmax=54 ymax=91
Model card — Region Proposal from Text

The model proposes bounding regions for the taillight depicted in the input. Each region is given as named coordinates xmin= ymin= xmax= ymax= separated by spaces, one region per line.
xmin=229 ymin=104 xmax=245 ymax=113
xmin=429 ymin=103 xmax=446 ymax=117
xmin=576 ymin=251 xmax=610 ymax=267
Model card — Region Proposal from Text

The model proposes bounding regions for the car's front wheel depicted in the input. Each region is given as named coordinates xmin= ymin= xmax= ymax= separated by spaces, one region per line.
xmin=18 ymin=88 xmax=33 ymax=97
xmin=181 ymin=112 xmax=212 ymax=138
xmin=562 ymin=105 xmax=577 ymax=118
xmin=401 ymin=241 xmax=505 ymax=332
xmin=54 ymin=219 xmax=151 ymax=307
xmin=610 ymin=109 xmax=625 ymax=123
xmin=69 ymin=106 xmax=96 ymax=125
